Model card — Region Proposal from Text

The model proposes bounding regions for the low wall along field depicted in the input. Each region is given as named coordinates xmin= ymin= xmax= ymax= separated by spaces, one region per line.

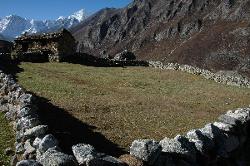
xmin=0 ymin=62 xmax=250 ymax=165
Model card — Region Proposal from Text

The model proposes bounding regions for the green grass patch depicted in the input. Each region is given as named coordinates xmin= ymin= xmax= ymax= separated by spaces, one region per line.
xmin=0 ymin=113 xmax=14 ymax=165
xmin=17 ymin=62 xmax=250 ymax=150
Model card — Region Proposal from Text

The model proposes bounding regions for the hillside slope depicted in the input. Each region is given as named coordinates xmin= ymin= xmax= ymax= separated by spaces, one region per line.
xmin=72 ymin=0 xmax=250 ymax=77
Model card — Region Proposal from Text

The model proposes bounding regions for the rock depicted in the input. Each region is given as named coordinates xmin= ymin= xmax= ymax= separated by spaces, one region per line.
xmin=72 ymin=143 xmax=97 ymax=165
xmin=24 ymin=125 xmax=48 ymax=138
xmin=16 ymin=160 xmax=41 ymax=166
xmin=160 ymin=135 xmax=196 ymax=162
xmin=10 ymin=154 xmax=18 ymax=166
xmin=227 ymin=109 xmax=250 ymax=124
xmin=113 ymin=50 xmax=136 ymax=61
xmin=218 ymin=114 xmax=239 ymax=125
xmin=199 ymin=123 xmax=222 ymax=140
xmin=213 ymin=122 xmax=235 ymax=133
xmin=19 ymin=93 xmax=33 ymax=105
xmin=153 ymin=154 xmax=175 ymax=166
xmin=224 ymin=135 xmax=240 ymax=153
xmin=119 ymin=154 xmax=144 ymax=166
xmin=4 ymin=147 xmax=14 ymax=156
xmin=186 ymin=129 xmax=214 ymax=153
xmin=17 ymin=106 xmax=36 ymax=118
xmin=38 ymin=147 xmax=77 ymax=166
xmin=33 ymin=137 xmax=42 ymax=149
xmin=16 ymin=142 xmax=25 ymax=154
xmin=16 ymin=117 xmax=40 ymax=131
xmin=38 ymin=134 xmax=58 ymax=153
xmin=87 ymin=155 xmax=126 ymax=166
xmin=130 ymin=139 xmax=161 ymax=165
xmin=24 ymin=139 xmax=36 ymax=155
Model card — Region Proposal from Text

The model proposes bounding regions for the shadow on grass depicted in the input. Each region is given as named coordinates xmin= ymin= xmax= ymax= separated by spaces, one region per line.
xmin=31 ymin=93 xmax=127 ymax=157
xmin=1 ymin=59 xmax=127 ymax=157
xmin=0 ymin=58 xmax=23 ymax=81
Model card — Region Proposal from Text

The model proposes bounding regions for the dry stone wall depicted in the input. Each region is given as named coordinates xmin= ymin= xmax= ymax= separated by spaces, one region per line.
xmin=149 ymin=61 xmax=250 ymax=88
xmin=129 ymin=108 xmax=250 ymax=165
xmin=0 ymin=66 xmax=250 ymax=166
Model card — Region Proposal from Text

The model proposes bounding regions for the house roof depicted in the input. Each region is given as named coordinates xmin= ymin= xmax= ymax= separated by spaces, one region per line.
xmin=15 ymin=29 xmax=71 ymax=41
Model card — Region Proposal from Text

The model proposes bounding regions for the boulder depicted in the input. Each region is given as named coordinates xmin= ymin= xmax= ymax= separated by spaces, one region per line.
xmin=19 ymin=93 xmax=33 ymax=105
xmin=86 ymin=155 xmax=126 ymax=166
xmin=24 ymin=125 xmax=48 ymax=138
xmin=72 ymin=143 xmax=97 ymax=165
xmin=16 ymin=117 xmax=40 ymax=131
xmin=16 ymin=142 xmax=25 ymax=154
xmin=38 ymin=147 xmax=77 ymax=166
xmin=16 ymin=160 xmax=41 ymax=166
xmin=186 ymin=129 xmax=214 ymax=153
xmin=213 ymin=122 xmax=235 ymax=133
xmin=160 ymin=135 xmax=196 ymax=162
xmin=17 ymin=106 xmax=36 ymax=118
xmin=38 ymin=134 xmax=58 ymax=153
xmin=130 ymin=139 xmax=161 ymax=165
xmin=33 ymin=137 xmax=42 ymax=149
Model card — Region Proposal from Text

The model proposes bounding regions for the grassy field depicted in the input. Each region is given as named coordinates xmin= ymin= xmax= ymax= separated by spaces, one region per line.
xmin=0 ymin=113 xmax=14 ymax=165
xmin=16 ymin=62 xmax=250 ymax=152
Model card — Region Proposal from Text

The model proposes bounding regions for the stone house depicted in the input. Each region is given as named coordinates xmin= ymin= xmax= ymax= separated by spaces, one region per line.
xmin=12 ymin=29 xmax=76 ymax=62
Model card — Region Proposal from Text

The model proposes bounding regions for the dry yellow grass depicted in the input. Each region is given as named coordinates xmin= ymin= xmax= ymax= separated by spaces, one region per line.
xmin=17 ymin=62 xmax=250 ymax=152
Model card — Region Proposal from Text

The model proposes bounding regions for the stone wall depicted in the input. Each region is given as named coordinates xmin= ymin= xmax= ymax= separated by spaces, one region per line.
xmin=1 ymin=65 xmax=250 ymax=166
xmin=129 ymin=108 xmax=250 ymax=165
xmin=149 ymin=61 xmax=250 ymax=88
xmin=0 ymin=69 xmax=127 ymax=165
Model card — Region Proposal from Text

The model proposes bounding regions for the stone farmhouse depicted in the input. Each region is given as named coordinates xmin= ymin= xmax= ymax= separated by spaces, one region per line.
xmin=12 ymin=29 xmax=76 ymax=62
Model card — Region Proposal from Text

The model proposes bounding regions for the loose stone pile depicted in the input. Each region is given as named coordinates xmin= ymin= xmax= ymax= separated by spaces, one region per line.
xmin=149 ymin=61 xmax=250 ymax=88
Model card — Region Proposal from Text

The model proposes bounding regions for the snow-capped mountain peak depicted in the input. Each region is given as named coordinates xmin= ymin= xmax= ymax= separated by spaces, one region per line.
xmin=0 ymin=9 xmax=87 ymax=40
xmin=69 ymin=9 xmax=86 ymax=22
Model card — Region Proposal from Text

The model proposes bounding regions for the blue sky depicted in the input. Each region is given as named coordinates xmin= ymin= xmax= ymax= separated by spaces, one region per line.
xmin=0 ymin=0 xmax=132 ymax=20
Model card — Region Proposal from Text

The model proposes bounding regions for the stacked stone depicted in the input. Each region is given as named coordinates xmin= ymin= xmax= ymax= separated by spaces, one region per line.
xmin=0 ymin=69 xmax=128 ymax=166
xmin=0 ymin=70 xmax=78 ymax=165
xmin=148 ymin=61 xmax=250 ymax=88
xmin=129 ymin=108 xmax=250 ymax=165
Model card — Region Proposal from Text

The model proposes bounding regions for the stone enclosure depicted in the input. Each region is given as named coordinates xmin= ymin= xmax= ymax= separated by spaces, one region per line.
xmin=0 ymin=62 xmax=250 ymax=166
xmin=11 ymin=29 xmax=76 ymax=62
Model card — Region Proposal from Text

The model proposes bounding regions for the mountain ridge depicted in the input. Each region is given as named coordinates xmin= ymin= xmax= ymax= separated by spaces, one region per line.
xmin=71 ymin=0 xmax=250 ymax=77
xmin=0 ymin=9 xmax=87 ymax=39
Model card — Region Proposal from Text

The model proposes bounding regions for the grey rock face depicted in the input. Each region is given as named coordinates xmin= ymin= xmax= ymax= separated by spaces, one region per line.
xmin=38 ymin=148 xmax=77 ymax=166
xmin=72 ymin=143 xmax=97 ymax=165
xmin=38 ymin=134 xmax=58 ymax=153
xmin=24 ymin=125 xmax=48 ymax=138
xmin=16 ymin=160 xmax=41 ymax=166
xmin=130 ymin=139 xmax=162 ymax=165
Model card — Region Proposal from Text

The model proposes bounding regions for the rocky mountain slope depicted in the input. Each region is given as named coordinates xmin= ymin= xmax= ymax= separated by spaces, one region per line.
xmin=0 ymin=9 xmax=87 ymax=39
xmin=72 ymin=0 xmax=250 ymax=77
